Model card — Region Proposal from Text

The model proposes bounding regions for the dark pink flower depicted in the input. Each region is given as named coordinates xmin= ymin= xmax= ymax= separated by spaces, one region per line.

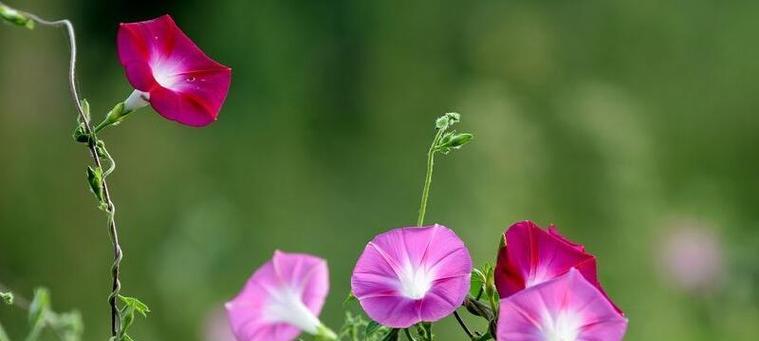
xmin=350 ymin=225 xmax=472 ymax=328
xmin=225 ymin=251 xmax=335 ymax=341
xmin=497 ymin=268 xmax=628 ymax=341
xmin=117 ymin=15 xmax=231 ymax=127
xmin=495 ymin=221 xmax=622 ymax=313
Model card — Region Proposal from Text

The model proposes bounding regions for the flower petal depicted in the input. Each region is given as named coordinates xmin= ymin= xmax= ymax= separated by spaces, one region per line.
xmin=117 ymin=15 xmax=231 ymax=126
xmin=226 ymin=251 xmax=328 ymax=341
xmin=351 ymin=225 xmax=472 ymax=328
xmin=495 ymin=221 xmax=623 ymax=314
xmin=497 ymin=268 xmax=628 ymax=341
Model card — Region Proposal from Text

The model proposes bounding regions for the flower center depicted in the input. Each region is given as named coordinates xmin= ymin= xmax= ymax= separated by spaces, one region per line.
xmin=542 ymin=311 xmax=581 ymax=341
xmin=262 ymin=286 xmax=321 ymax=334
xmin=398 ymin=263 xmax=433 ymax=300
xmin=150 ymin=58 xmax=183 ymax=89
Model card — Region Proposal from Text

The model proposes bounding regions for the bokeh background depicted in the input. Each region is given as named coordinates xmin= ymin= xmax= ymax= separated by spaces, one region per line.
xmin=1 ymin=0 xmax=759 ymax=340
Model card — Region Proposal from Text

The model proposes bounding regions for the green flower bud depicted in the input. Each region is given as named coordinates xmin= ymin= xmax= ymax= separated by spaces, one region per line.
xmin=0 ymin=4 xmax=34 ymax=30
xmin=435 ymin=112 xmax=461 ymax=130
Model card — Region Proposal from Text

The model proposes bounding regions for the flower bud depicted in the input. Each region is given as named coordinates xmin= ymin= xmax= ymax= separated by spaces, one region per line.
xmin=435 ymin=112 xmax=461 ymax=129
xmin=0 ymin=4 xmax=34 ymax=29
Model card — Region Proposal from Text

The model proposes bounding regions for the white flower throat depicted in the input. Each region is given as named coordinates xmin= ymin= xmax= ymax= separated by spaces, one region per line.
xmin=398 ymin=262 xmax=434 ymax=300
xmin=262 ymin=285 xmax=321 ymax=334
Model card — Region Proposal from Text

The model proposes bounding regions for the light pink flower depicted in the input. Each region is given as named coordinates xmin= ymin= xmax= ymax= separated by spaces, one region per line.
xmin=202 ymin=307 xmax=236 ymax=341
xmin=497 ymin=268 xmax=628 ymax=341
xmin=494 ymin=220 xmax=622 ymax=313
xmin=657 ymin=221 xmax=723 ymax=294
xmin=350 ymin=225 xmax=472 ymax=328
xmin=117 ymin=15 xmax=231 ymax=127
xmin=225 ymin=251 xmax=335 ymax=341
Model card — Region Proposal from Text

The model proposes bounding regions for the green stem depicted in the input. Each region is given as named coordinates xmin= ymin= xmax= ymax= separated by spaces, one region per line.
xmin=93 ymin=119 xmax=110 ymax=134
xmin=453 ymin=310 xmax=474 ymax=339
xmin=416 ymin=128 xmax=445 ymax=226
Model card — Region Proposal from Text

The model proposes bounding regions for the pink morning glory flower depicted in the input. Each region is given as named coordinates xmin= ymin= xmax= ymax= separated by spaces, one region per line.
xmin=117 ymin=15 xmax=231 ymax=127
xmin=350 ymin=225 xmax=472 ymax=328
xmin=225 ymin=251 xmax=336 ymax=341
xmin=497 ymin=268 xmax=628 ymax=341
xmin=494 ymin=220 xmax=622 ymax=313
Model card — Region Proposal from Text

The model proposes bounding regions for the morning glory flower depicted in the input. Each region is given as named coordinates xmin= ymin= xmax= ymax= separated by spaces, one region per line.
xmin=350 ymin=225 xmax=472 ymax=328
xmin=117 ymin=15 xmax=231 ymax=127
xmin=494 ymin=220 xmax=622 ymax=313
xmin=225 ymin=251 xmax=336 ymax=341
xmin=497 ymin=268 xmax=628 ymax=341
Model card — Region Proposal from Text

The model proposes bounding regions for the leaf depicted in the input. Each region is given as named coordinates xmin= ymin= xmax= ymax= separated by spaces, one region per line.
xmin=381 ymin=329 xmax=399 ymax=341
xmin=25 ymin=288 xmax=51 ymax=341
xmin=365 ymin=320 xmax=383 ymax=336
xmin=80 ymin=99 xmax=90 ymax=120
xmin=416 ymin=322 xmax=433 ymax=341
xmin=437 ymin=131 xmax=473 ymax=151
xmin=118 ymin=295 xmax=150 ymax=318
xmin=474 ymin=330 xmax=494 ymax=341
xmin=86 ymin=166 xmax=105 ymax=207
xmin=28 ymin=288 xmax=50 ymax=328
xmin=51 ymin=311 xmax=84 ymax=341
xmin=469 ymin=268 xmax=486 ymax=298
xmin=117 ymin=295 xmax=150 ymax=341
xmin=0 ymin=292 xmax=12 ymax=305
xmin=343 ymin=291 xmax=357 ymax=306
xmin=0 ymin=322 xmax=10 ymax=341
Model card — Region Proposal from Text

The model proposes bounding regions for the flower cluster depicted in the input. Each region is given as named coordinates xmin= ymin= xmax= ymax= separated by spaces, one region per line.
xmin=1 ymin=5 xmax=630 ymax=340
xmin=494 ymin=221 xmax=627 ymax=340
xmin=106 ymin=14 xmax=631 ymax=341
xmin=226 ymin=222 xmax=627 ymax=341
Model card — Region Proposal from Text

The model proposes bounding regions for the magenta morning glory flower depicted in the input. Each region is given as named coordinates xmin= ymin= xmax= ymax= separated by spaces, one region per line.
xmin=350 ymin=225 xmax=472 ymax=328
xmin=117 ymin=15 xmax=231 ymax=127
xmin=225 ymin=251 xmax=336 ymax=341
xmin=497 ymin=268 xmax=628 ymax=341
xmin=494 ymin=220 xmax=622 ymax=313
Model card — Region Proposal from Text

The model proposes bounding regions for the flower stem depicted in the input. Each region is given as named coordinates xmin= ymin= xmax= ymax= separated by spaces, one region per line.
xmin=453 ymin=309 xmax=475 ymax=339
xmin=416 ymin=128 xmax=445 ymax=227
xmin=2 ymin=3 xmax=124 ymax=336
xmin=414 ymin=114 xmax=475 ymax=340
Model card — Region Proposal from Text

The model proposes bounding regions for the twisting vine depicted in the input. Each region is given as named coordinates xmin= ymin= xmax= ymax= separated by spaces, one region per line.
xmin=0 ymin=2 xmax=141 ymax=339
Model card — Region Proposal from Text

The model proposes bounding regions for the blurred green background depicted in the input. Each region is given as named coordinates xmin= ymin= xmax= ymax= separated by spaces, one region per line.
xmin=2 ymin=0 xmax=759 ymax=340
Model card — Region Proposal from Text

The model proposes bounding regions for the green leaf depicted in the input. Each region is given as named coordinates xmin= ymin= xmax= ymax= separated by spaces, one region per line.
xmin=28 ymin=288 xmax=50 ymax=327
xmin=417 ymin=322 xmax=433 ymax=341
xmin=474 ymin=330 xmax=494 ymax=341
xmin=469 ymin=268 xmax=486 ymax=298
xmin=117 ymin=295 xmax=149 ymax=341
xmin=343 ymin=291 xmax=357 ymax=306
xmin=381 ymin=329 xmax=399 ymax=341
xmin=0 ymin=4 xmax=35 ymax=29
xmin=0 ymin=322 xmax=9 ymax=341
xmin=51 ymin=311 xmax=84 ymax=341
xmin=25 ymin=288 xmax=51 ymax=341
xmin=86 ymin=166 xmax=106 ymax=208
xmin=484 ymin=265 xmax=499 ymax=312
xmin=80 ymin=99 xmax=90 ymax=120
xmin=0 ymin=292 xmax=12 ymax=305
xmin=365 ymin=320 xmax=383 ymax=336
xmin=118 ymin=295 xmax=150 ymax=317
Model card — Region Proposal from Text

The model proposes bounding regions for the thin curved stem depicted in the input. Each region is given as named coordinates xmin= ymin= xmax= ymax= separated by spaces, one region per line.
xmin=416 ymin=128 xmax=444 ymax=227
xmin=453 ymin=309 xmax=474 ymax=339
xmin=2 ymin=3 xmax=123 ymax=336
